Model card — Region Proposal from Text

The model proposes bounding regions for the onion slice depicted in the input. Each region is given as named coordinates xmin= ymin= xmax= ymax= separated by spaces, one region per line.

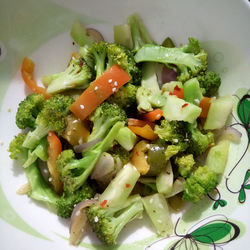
xmin=219 ymin=126 xmax=242 ymax=143
xmin=69 ymin=199 xmax=97 ymax=245
xmin=86 ymin=28 xmax=104 ymax=42
xmin=73 ymin=138 xmax=102 ymax=153
xmin=161 ymin=65 xmax=177 ymax=83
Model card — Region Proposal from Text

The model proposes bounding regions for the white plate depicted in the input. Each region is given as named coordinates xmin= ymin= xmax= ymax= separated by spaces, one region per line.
xmin=0 ymin=0 xmax=250 ymax=249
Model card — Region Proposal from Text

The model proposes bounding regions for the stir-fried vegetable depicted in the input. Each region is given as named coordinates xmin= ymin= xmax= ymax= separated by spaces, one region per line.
xmin=8 ymin=12 xmax=235 ymax=247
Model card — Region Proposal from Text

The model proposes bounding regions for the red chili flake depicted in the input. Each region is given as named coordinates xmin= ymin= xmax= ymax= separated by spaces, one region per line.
xmin=79 ymin=61 xmax=83 ymax=67
xmin=100 ymin=200 xmax=107 ymax=208
xmin=136 ymin=151 xmax=139 ymax=156
xmin=125 ymin=183 xmax=131 ymax=188
xmin=182 ymin=103 xmax=188 ymax=108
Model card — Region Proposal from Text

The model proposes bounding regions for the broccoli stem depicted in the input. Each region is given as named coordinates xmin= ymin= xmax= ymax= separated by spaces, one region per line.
xmin=127 ymin=13 xmax=156 ymax=50
xmin=141 ymin=62 xmax=160 ymax=92
xmin=25 ymin=162 xmax=59 ymax=206
xmin=135 ymin=45 xmax=201 ymax=71
xmin=98 ymin=163 xmax=140 ymax=208
xmin=22 ymin=126 xmax=49 ymax=149
xmin=105 ymin=195 xmax=143 ymax=241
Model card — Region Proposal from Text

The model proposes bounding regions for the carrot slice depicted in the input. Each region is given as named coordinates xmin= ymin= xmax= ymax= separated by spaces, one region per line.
xmin=128 ymin=124 xmax=158 ymax=140
xmin=47 ymin=131 xmax=63 ymax=194
xmin=128 ymin=118 xmax=154 ymax=128
xmin=70 ymin=64 xmax=131 ymax=120
xmin=21 ymin=57 xmax=51 ymax=99
xmin=141 ymin=109 xmax=163 ymax=122
xmin=199 ymin=97 xmax=211 ymax=118
xmin=169 ymin=85 xmax=184 ymax=99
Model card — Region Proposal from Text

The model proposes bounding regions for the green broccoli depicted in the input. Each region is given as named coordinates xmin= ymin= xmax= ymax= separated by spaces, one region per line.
xmin=134 ymin=38 xmax=208 ymax=83
xmin=84 ymin=41 xmax=108 ymax=78
xmin=127 ymin=13 xmax=156 ymax=51
xmin=22 ymin=94 xmax=74 ymax=149
xmin=9 ymin=134 xmax=28 ymax=163
xmin=183 ymin=166 xmax=218 ymax=203
xmin=16 ymin=93 xmax=45 ymax=129
xmin=106 ymin=43 xmax=141 ymax=85
xmin=42 ymin=58 xmax=93 ymax=94
xmin=9 ymin=134 xmax=59 ymax=206
xmin=175 ymin=154 xmax=195 ymax=178
xmin=88 ymin=102 xmax=127 ymax=142
xmin=84 ymin=42 xmax=141 ymax=85
xmin=136 ymin=62 xmax=166 ymax=113
xmin=107 ymin=83 xmax=138 ymax=110
xmin=187 ymin=123 xmax=214 ymax=156
xmin=126 ymin=14 xmax=164 ymax=113
xmin=154 ymin=119 xmax=189 ymax=151
xmin=164 ymin=145 xmax=181 ymax=161
xmin=56 ymin=183 xmax=95 ymax=218
xmin=197 ymin=71 xmax=221 ymax=97
xmin=87 ymin=163 xmax=142 ymax=245
xmin=56 ymin=122 xmax=124 ymax=193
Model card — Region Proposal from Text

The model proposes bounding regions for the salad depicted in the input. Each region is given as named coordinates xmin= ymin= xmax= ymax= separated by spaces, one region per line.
xmin=8 ymin=13 xmax=236 ymax=246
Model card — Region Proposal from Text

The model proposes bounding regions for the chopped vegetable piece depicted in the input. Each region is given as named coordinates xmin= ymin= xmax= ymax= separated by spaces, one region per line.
xmin=98 ymin=163 xmax=140 ymax=208
xmin=170 ymin=85 xmax=184 ymax=99
xmin=206 ymin=140 xmax=230 ymax=175
xmin=128 ymin=124 xmax=158 ymax=140
xmin=70 ymin=64 xmax=131 ymax=120
xmin=204 ymin=95 xmax=233 ymax=130
xmin=142 ymin=193 xmax=173 ymax=236
xmin=128 ymin=118 xmax=154 ymax=128
xmin=156 ymin=161 xmax=173 ymax=196
xmin=141 ymin=109 xmax=163 ymax=122
xmin=21 ymin=57 xmax=51 ymax=99
xmin=199 ymin=97 xmax=211 ymax=118
xmin=47 ymin=131 xmax=63 ymax=194
xmin=131 ymin=140 xmax=150 ymax=175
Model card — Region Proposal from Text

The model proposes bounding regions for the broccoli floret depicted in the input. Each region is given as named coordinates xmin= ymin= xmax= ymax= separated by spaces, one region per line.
xmin=88 ymin=102 xmax=127 ymax=142
xmin=43 ymin=58 xmax=93 ymax=94
xmin=183 ymin=166 xmax=218 ymax=203
xmin=165 ymin=145 xmax=181 ymax=161
xmin=84 ymin=41 xmax=108 ymax=78
xmin=175 ymin=154 xmax=195 ymax=178
xmin=87 ymin=195 xmax=143 ymax=245
xmin=155 ymin=120 xmax=189 ymax=151
xmin=107 ymin=83 xmax=138 ymax=110
xmin=9 ymin=134 xmax=28 ymax=163
xmin=197 ymin=71 xmax=221 ymax=97
xmin=87 ymin=163 xmax=142 ymax=245
xmin=187 ymin=123 xmax=214 ymax=156
xmin=9 ymin=134 xmax=59 ymax=207
xmin=84 ymin=42 xmax=141 ymax=86
xmin=56 ymin=183 xmax=95 ymax=218
xmin=22 ymin=95 xmax=74 ymax=149
xmin=134 ymin=38 xmax=208 ymax=83
xmin=16 ymin=93 xmax=45 ymax=129
xmin=136 ymin=62 xmax=166 ymax=113
xmin=107 ymin=43 xmax=141 ymax=85
xmin=56 ymin=122 xmax=124 ymax=193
